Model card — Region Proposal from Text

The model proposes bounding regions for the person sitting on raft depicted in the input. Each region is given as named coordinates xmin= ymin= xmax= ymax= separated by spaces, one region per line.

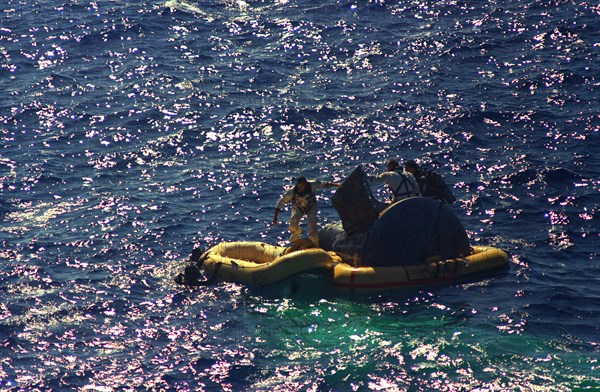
xmin=368 ymin=158 xmax=421 ymax=207
xmin=404 ymin=160 xmax=456 ymax=204
xmin=272 ymin=176 xmax=340 ymax=247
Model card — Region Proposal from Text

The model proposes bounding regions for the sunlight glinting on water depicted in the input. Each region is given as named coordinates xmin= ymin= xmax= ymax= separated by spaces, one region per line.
xmin=0 ymin=0 xmax=598 ymax=389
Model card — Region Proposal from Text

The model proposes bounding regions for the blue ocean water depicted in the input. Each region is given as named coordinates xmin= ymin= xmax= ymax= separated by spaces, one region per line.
xmin=1 ymin=0 xmax=599 ymax=389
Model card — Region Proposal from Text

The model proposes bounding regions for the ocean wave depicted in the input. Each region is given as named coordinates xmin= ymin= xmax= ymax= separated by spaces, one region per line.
xmin=1 ymin=0 xmax=599 ymax=389
xmin=542 ymin=167 xmax=583 ymax=184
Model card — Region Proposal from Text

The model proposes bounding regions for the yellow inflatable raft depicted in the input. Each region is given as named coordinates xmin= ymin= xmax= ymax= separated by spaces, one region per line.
xmin=199 ymin=241 xmax=509 ymax=293
xmin=200 ymin=241 xmax=341 ymax=287
xmin=330 ymin=246 xmax=509 ymax=293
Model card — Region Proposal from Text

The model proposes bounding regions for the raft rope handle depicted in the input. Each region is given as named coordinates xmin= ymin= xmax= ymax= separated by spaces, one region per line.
xmin=402 ymin=265 xmax=411 ymax=281
xmin=230 ymin=260 xmax=239 ymax=279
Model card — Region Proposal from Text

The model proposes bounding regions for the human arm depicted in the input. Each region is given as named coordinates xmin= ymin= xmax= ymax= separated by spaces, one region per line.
xmin=428 ymin=173 xmax=456 ymax=204
xmin=310 ymin=180 xmax=341 ymax=189
xmin=441 ymin=183 xmax=456 ymax=204
xmin=272 ymin=189 xmax=293 ymax=224
xmin=367 ymin=172 xmax=392 ymax=185
xmin=272 ymin=208 xmax=281 ymax=225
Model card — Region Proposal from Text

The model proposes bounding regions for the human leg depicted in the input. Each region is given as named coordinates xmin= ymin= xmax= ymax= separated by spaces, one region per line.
xmin=306 ymin=208 xmax=319 ymax=247
xmin=288 ymin=207 xmax=303 ymax=242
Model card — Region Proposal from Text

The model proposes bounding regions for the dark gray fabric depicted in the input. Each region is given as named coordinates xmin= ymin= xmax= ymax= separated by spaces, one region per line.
xmin=362 ymin=198 xmax=470 ymax=266
xmin=331 ymin=166 xmax=382 ymax=233
xmin=326 ymin=166 xmax=470 ymax=267
xmin=319 ymin=222 xmax=371 ymax=262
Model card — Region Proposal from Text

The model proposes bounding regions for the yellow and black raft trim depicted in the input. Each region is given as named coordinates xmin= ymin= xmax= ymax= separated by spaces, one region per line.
xmin=330 ymin=246 xmax=509 ymax=293
xmin=177 ymin=241 xmax=508 ymax=293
